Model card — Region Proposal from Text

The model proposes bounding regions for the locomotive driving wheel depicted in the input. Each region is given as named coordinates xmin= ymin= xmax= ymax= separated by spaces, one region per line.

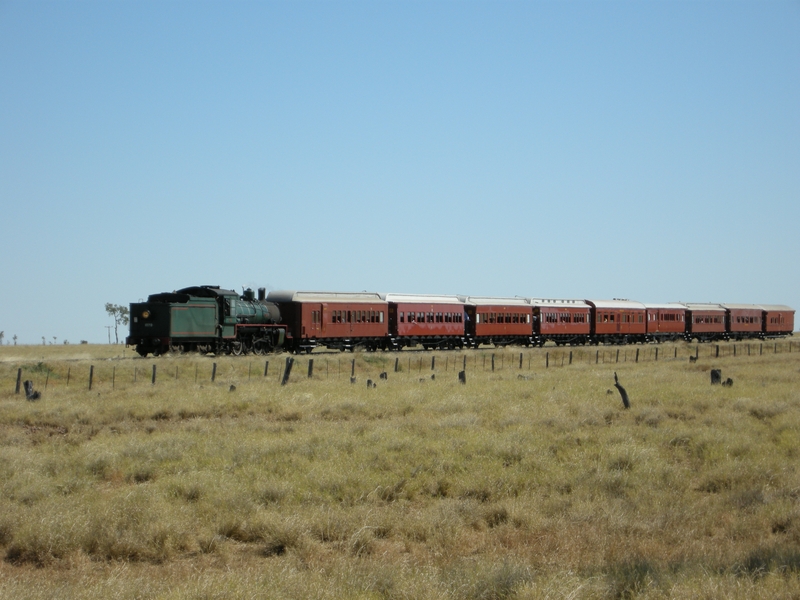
xmin=231 ymin=341 xmax=244 ymax=356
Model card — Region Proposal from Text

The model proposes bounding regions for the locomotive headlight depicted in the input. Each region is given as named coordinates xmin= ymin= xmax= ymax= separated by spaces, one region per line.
xmin=142 ymin=311 xmax=151 ymax=319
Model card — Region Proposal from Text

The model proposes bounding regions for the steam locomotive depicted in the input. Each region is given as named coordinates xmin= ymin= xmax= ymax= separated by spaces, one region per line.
xmin=127 ymin=286 xmax=284 ymax=357
xmin=126 ymin=285 xmax=794 ymax=357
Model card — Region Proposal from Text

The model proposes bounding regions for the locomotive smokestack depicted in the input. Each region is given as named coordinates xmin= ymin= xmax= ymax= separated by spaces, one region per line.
xmin=258 ymin=288 xmax=266 ymax=301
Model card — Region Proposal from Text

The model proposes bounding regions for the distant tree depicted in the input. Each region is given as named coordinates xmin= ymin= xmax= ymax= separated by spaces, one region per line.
xmin=0 ymin=331 xmax=4 ymax=345
xmin=105 ymin=303 xmax=130 ymax=344
xmin=42 ymin=336 xmax=45 ymax=346
xmin=12 ymin=335 xmax=17 ymax=346
xmin=52 ymin=336 xmax=57 ymax=345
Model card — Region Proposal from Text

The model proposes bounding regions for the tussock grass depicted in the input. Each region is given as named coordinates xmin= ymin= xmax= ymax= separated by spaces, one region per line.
xmin=0 ymin=341 xmax=799 ymax=597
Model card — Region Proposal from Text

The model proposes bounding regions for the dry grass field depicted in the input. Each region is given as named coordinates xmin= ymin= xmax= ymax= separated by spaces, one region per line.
xmin=0 ymin=340 xmax=798 ymax=599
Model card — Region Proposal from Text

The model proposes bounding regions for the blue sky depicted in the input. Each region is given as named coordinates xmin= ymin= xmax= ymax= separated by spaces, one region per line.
xmin=1 ymin=1 xmax=798 ymax=344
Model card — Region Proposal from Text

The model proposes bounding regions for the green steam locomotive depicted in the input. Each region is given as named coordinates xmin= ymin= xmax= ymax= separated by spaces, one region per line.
xmin=126 ymin=285 xmax=285 ymax=357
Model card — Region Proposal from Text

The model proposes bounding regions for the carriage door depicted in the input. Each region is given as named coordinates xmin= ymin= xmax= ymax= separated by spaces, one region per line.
xmin=321 ymin=303 xmax=327 ymax=335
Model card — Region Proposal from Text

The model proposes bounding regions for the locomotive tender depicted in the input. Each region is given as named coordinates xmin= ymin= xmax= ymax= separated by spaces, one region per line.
xmin=126 ymin=285 xmax=794 ymax=357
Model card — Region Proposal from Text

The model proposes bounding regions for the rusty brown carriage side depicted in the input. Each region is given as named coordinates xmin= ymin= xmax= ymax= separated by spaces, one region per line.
xmin=459 ymin=296 xmax=534 ymax=348
xmin=527 ymin=299 xmax=591 ymax=346
xmin=381 ymin=293 xmax=466 ymax=350
xmin=643 ymin=303 xmax=686 ymax=343
xmin=722 ymin=303 xmax=764 ymax=341
xmin=586 ymin=299 xmax=647 ymax=345
xmin=683 ymin=303 xmax=727 ymax=342
xmin=760 ymin=304 xmax=795 ymax=338
xmin=267 ymin=291 xmax=389 ymax=353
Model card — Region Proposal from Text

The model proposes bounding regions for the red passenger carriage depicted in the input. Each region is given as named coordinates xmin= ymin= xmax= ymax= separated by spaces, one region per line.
xmin=382 ymin=293 xmax=466 ymax=349
xmin=528 ymin=299 xmax=591 ymax=346
xmin=644 ymin=303 xmax=686 ymax=342
xmin=586 ymin=300 xmax=647 ymax=344
xmin=683 ymin=303 xmax=726 ymax=342
xmin=722 ymin=304 xmax=763 ymax=340
xmin=267 ymin=291 xmax=388 ymax=352
xmin=460 ymin=296 xmax=533 ymax=347
xmin=760 ymin=305 xmax=795 ymax=337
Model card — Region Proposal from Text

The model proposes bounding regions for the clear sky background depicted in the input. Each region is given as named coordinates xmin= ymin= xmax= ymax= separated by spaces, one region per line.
xmin=1 ymin=1 xmax=798 ymax=344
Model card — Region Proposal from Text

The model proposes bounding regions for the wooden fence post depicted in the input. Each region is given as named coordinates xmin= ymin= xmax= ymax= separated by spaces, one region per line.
xmin=212 ymin=363 xmax=217 ymax=382
xmin=89 ymin=365 xmax=94 ymax=390
xmin=281 ymin=357 xmax=294 ymax=385
xmin=15 ymin=368 xmax=22 ymax=394
xmin=152 ymin=364 xmax=157 ymax=385
xmin=308 ymin=359 xmax=314 ymax=378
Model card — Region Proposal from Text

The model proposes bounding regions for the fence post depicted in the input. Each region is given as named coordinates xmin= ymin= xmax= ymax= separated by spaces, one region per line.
xmin=152 ymin=364 xmax=157 ymax=385
xmin=546 ymin=352 xmax=549 ymax=368
xmin=616 ymin=349 xmax=620 ymax=363
xmin=715 ymin=345 xmax=719 ymax=358
xmin=308 ymin=359 xmax=314 ymax=378
xmin=281 ymin=357 xmax=294 ymax=385
xmin=492 ymin=354 xmax=495 ymax=371
xmin=760 ymin=344 xmax=762 ymax=355
xmin=15 ymin=368 xmax=22 ymax=394
xmin=596 ymin=350 xmax=599 ymax=364
xmin=212 ymin=363 xmax=217 ymax=382
xmin=635 ymin=348 xmax=639 ymax=363
xmin=464 ymin=355 xmax=467 ymax=370
xmin=431 ymin=356 xmax=435 ymax=370
xmin=519 ymin=353 xmax=523 ymax=369
xmin=395 ymin=357 xmax=399 ymax=373
xmin=264 ymin=361 xmax=269 ymax=377
xmin=655 ymin=347 xmax=658 ymax=361
xmin=89 ymin=365 xmax=94 ymax=390
xmin=569 ymin=351 xmax=573 ymax=365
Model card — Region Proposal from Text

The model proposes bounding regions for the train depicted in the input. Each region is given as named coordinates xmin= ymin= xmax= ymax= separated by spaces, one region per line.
xmin=126 ymin=285 xmax=794 ymax=357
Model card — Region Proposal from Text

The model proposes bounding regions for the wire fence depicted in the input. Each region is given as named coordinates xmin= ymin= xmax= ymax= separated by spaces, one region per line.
xmin=4 ymin=339 xmax=796 ymax=395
